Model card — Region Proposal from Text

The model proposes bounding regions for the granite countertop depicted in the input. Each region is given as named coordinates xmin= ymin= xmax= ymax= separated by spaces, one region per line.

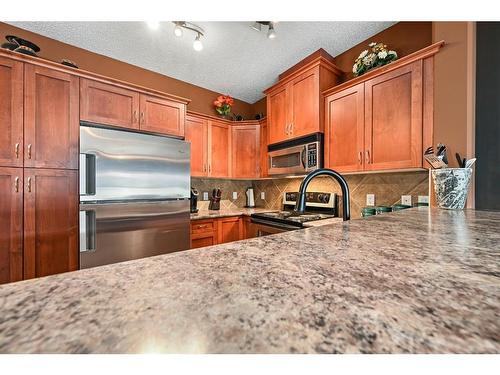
xmin=0 ymin=208 xmax=499 ymax=353
xmin=190 ymin=208 xmax=275 ymax=220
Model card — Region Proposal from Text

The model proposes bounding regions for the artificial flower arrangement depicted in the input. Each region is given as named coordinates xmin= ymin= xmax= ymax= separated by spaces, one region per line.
xmin=352 ymin=42 xmax=398 ymax=77
xmin=213 ymin=95 xmax=234 ymax=117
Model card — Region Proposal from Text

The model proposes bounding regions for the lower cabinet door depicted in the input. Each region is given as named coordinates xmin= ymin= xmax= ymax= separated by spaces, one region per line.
xmin=23 ymin=168 xmax=78 ymax=279
xmin=0 ymin=167 xmax=23 ymax=284
xmin=217 ymin=217 xmax=243 ymax=244
xmin=191 ymin=234 xmax=217 ymax=249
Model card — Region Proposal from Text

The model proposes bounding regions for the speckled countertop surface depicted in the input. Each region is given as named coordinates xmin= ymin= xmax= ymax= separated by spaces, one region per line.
xmin=190 ymin=208 xmax=275 ymax=220
xmin=0 ymin=208 xmax=499 ymax=353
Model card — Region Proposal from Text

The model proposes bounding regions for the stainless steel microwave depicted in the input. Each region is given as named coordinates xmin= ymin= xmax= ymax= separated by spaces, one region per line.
xmin=268 ymin=133 xmax=323 ymax=175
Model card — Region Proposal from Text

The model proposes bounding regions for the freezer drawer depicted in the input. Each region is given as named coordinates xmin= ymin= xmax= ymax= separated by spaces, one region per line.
xmin=79 ymin=200 xmax=190 ymax=269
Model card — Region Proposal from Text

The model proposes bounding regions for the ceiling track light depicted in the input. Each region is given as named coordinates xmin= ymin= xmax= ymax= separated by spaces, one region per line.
xmin=250 ymin=21 xmax=277 ymax=39
xmin=172 ymin=21 xmax=205 ymax=51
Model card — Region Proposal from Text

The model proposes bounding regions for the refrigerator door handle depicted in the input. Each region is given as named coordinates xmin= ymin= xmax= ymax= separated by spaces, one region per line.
xmin=80 ymin=209 xmax=96 ymax=253
xmin=79 ymin=153 xmax=96 ymax=196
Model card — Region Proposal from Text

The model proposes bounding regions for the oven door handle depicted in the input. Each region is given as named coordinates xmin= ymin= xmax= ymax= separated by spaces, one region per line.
xmin=250 ymin=217 xmax=301 ymax=231
xmin=301 ymin=146 xmax=307 ymax=168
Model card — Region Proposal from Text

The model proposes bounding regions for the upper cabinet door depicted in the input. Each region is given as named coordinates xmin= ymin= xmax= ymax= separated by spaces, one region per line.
xmin=364 ymin=61 xmax=423 ymax=171
xmin=208 ymin=120 xmax=231 ymax=178
xmin=24 ymin=65 xmax=79 ymax=169
xmin=0 ymin=167 xmax=23 ymax=285
xmin=0 ymin=57 xmax=23 ymax=168
xmin=23 ymin=168 xmax=78 ymax=279
xmin=267 ymin=86 xmax=288 ymax=145
xmin=325 ymin=83 xmax=365 ymax=172
xmin=185 ymin=115 xmax=208 ymax=177
xmin=290 ymin=68 xmax=319 ymax=138
xmin=139 ymin=94 xmax=185 ymax=137
xmin=259 ymin=120 xmax=268 ymax=178
xmin=80 ymin=78 xmax=140 ymax=130
xmin=231 ymin=125 xmax=260 ymax=179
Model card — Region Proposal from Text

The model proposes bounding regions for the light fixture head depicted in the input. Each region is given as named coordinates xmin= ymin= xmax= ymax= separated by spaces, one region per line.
xmin=173 ymin=22 xmax=183 ymax=37
xmin=193 ymin=34 xmax=203 ymax=51
xmin=250 ymin=22 xmax=262 ymax=32
xmin=146 ymin=21 xmax=160 ymax=30
xmin=267 ymin=23 xmax=276 ymax=39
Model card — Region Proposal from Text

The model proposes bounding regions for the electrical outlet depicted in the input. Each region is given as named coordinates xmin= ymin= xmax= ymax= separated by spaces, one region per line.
xmin=202 ymin=192 xmax=208 ymax=201
xmin=402 ymin=195 xmax=412 ymax=206
xmin=232 ymin=192 xmax=238 ymax=200
xmin=366 ymin=194 xmax=375 ymax=206
xmin=261 ymin=191 xmax=266 ymax=200
xmin=418 ymin=195 xmax=429 ymax=204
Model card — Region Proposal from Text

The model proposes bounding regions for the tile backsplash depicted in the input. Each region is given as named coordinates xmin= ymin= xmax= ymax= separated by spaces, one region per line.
xmin=192 ymin=171 xmax=429 ymax=218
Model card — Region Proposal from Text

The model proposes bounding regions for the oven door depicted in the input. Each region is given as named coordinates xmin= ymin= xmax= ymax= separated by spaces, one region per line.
xmin=268 ymin=144 xmax=307 ymax=175
xmin=251 ymin=218 xmax=300 ymax=237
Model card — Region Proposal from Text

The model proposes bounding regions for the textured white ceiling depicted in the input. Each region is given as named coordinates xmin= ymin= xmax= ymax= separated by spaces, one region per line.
xmin=9 ymin=21 xmax=395 ymax=103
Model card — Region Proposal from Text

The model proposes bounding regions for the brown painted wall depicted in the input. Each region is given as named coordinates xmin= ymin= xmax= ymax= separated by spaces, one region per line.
xmin=0 ymin=22 xmax=255 ymax=119
xmin=333 ymin=21 xmax=433 ymax=81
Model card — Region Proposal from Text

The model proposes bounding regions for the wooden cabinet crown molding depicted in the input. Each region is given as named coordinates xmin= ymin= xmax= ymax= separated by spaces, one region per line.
xmin=0 ymin=49 xmax=190 ymax=106
xmin=264 ymin=49 xmax=343 ymax=95
xmin=186 ymin=110 xmax=266 ymax=126
xmin=322 ymin=41 xmax=445 ymax=97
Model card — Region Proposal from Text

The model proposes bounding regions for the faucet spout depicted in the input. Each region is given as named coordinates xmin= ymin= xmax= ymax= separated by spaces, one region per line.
xmin=294 ymin=168 xmax=350 ymax=221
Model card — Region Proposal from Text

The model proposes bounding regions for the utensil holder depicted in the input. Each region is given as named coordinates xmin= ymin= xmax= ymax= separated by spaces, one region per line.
xmin=431 ymin=168 xmax=472 ymax=209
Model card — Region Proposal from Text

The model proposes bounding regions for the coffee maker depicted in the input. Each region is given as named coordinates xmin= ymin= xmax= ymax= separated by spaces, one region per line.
xmin=190 ymin=187 xmax=199 ymax=213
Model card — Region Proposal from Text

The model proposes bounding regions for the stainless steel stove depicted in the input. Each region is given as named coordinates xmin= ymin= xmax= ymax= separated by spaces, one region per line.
xmin=251 ymin=192 xmax=337 ymax=235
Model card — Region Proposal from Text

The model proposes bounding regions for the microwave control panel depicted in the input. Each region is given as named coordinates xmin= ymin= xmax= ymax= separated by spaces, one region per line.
xmin=307 ymin=143 xmax=318 ymax=168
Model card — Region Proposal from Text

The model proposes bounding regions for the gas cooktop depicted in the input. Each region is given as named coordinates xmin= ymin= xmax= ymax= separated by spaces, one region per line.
xmin=251 ymin=191 xmax=337 ymax=229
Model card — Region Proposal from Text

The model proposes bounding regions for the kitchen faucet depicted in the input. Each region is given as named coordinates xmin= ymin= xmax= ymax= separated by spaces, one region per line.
xmin=294 ymin=168 xmax=350 ymax=221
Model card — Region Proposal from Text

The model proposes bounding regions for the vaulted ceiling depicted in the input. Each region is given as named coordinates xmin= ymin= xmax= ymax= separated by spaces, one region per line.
xmin=9 ymin=21 xmax=395 ymax=103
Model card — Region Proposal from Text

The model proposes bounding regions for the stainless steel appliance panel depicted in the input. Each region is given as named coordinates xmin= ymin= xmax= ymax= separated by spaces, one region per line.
xmin=80 ymin=125 xmax=190 ymax=202
xmin=80 ymin=200 xmax=190 ymax=269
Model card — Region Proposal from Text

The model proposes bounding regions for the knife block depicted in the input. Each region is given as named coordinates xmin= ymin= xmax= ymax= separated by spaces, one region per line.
xmin=208 ymin=198 xmax=220 ymax=210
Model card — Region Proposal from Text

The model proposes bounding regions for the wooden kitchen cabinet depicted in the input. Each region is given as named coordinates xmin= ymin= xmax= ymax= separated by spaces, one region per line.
xmin=190 ymin=219 xmax=217 ymax=249
xmin=264 ymin=50 xmax=341 ymax=145
xmin=24 ymin=65 xmax=79 ymax=170
xmin=217 ymin=216 xmax=243 ymax=244
xmin=0 ymin=57 xmax=23 ymax=168
xmin=364 ymin=61 xmax=423 ymax=170
xmin=259 ymin=119 xmax=268 ymax=178
xmin=80 ymin=78 xmax=140 ymax=130
xmin=139 ymin=94 xmax=185 ymax=137
xmin=209 ymin=120 xmax=231 ymax=178
xmin=185 ymin=114 xmax=208 ymax=177
xmin=231 ymin=124 xmax=260 ymax=178
xmin=324 ymin=83 xmax=365 ymax=172
xmin=0 ymin=167 xmax=23 ymax=284
xmin=23 ymin=168 xmax=78 ymax=279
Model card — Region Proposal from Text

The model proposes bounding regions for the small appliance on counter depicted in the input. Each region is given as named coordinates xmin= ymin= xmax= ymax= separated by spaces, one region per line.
xmin=208 ymin=189 xmax=222 ymax=210
xmin=190 ymin=187 xmax=199 ymax=213
xmin=245 ymin=187 xmax=255 ymax=208
xmin=251 ymin=191 xmax=337 ymax=235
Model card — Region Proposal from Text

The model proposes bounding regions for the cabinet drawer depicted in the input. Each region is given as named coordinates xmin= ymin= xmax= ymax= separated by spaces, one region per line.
xmin=191 ymin=219 xmax=216 ymax=234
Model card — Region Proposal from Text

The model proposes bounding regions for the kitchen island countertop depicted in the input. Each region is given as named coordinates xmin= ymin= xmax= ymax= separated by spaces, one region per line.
xmin=0 ymin=208 xmax=499 ymax=353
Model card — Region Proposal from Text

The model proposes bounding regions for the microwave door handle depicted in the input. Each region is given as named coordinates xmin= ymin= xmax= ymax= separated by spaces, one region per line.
xmin=80 ymin=153 xmax=96 ymax=196
xmin=301 ymin=146 xmax=307 ymax=168
xmin=80 ymin=210 xmax=96 ymax=253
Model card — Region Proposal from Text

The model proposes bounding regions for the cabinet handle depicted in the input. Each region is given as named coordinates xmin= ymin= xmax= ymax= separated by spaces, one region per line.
xmin=140 ymin=112 xmax=145 ymax=124
xmin=289 ymin=123 xmax=293 ymax=135
xmin=14 ymin=176 xmax=20 ymax=192
xmin=133 ymin=110 xmax=138 ymax=123
xmin=208 ymin=164 xmax=211 ymax=173
xmin=365 ymin=150 xmax=371 ymax=164
xmin=358 ymin=151 xmax=363 ymax=164
xmin=27 ymin=177 xmax=32 ymax=193
xmin=27 ymin=144 xmax=32 ymax=159
xmin=15 ymin=143 xmax=20 ymax=159
xmin=197 ymin=224 xmax=208 ymax=229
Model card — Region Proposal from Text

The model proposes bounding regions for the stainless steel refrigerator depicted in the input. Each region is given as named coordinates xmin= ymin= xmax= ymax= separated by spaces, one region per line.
xmin=79 ymin=124 xmax=190 ymax=269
